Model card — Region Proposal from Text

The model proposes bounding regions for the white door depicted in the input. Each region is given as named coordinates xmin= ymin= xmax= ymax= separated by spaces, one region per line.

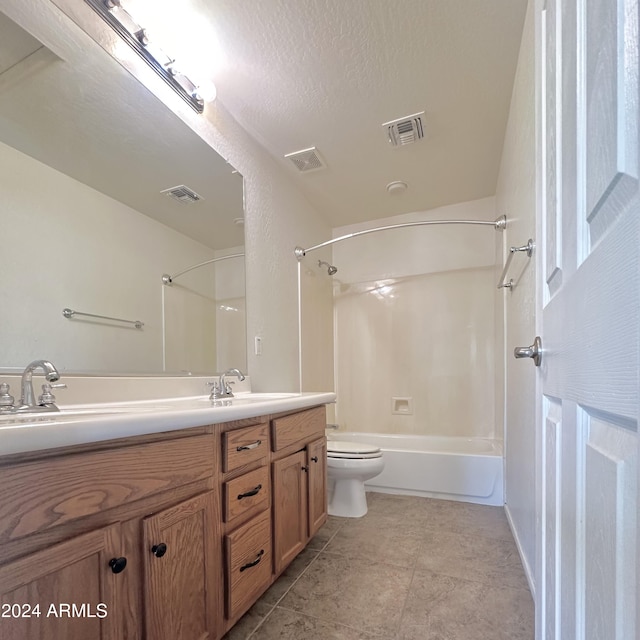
xmin=535 ymin=0 xmax=639 ymax=638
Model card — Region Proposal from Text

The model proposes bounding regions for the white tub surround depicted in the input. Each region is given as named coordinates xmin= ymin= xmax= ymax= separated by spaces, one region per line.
xmin=0 ymin=390 xmax=336 ymax=456
xmin=328 ymin=432 xmax=503 ymax=506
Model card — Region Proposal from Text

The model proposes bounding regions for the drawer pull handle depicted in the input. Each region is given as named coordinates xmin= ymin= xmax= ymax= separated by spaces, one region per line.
xmin=311 ymin=456 xmax=319 ymax=463
xmin=109 ymin=557 xmax=127 ymax=574
xmin=238 ymin=484 xmax=262 ymax=500
xmin=151 ymin=543 xmax=167 ymax=558
xmin=240 ymin=549 xmax=264 ymax=572
xmin=237 ymin=440 xmax=262 ymax=452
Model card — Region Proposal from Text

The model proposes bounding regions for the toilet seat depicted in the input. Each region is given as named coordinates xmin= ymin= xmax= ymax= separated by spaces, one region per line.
xmin=327 ymin=441 xmax=383 ymax=459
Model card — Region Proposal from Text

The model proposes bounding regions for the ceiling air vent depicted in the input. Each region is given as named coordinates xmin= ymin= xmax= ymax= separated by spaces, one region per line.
xmin=382 ymin=112 xmax=425 ymax=147
xmin=161 ymin=185 xmax=203 ymax=204
xmin=284 ymin=147 xmax=326 ymax=173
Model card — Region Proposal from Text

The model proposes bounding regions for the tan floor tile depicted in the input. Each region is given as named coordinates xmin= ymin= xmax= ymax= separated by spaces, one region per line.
xmin=415 ymin=530 xmax=529 ymax=590
xmin=278 ymin=551 xmax=414 ymax=637
xmin=251 ymin=607 xmax=378 ymax=639
xmin=324 ymin=516 xmax=425 ymax=568
xmin=225 ymin=494 xmax=533 ymax=640
xmin=222 ymin=601 xmax=274 ymax=640
xmin=399 ymin=569 xmax=534 ymax=640
xmin=367 ymin=493 xmax=513 ymax=541
xmin=258 ymin=547 xmax=320 ymax=605
xmin=308 ymin=515 xmax=346 ymax=550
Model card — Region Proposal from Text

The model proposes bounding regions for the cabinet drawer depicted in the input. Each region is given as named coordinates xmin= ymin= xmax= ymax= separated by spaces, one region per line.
xmin=0 ymin=435 xmax=214 ymax=543
xmin=223 ymin=466 xmax=270 ymax=523
xmin=223 ymin=423 xmax=270 ymax=473
xmin=225 ymin=509 xmax=272 ymax=620
xmin=272 ymin=406 xmax=326 ymax=451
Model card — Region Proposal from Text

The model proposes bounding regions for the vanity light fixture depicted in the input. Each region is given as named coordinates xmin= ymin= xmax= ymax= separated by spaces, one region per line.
xmin=84 ymin=0 xmax=211 ymax=113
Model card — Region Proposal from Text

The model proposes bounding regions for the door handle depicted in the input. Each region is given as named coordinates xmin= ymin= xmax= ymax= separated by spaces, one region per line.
xmin=514 ymin=336 xmax=542 ymax=366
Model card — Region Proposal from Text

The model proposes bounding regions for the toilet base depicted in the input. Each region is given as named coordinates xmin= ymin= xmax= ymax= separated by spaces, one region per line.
xmin=328 ymin=478 xmax=369 ymax=518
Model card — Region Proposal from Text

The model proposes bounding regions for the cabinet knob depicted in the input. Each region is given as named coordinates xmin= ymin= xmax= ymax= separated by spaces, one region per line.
xmin=109 ymin=557 xmax=127 ymax=574
xmin=301 ymin=465 xmax=309 ymax=472
xmin=151 ymin=543 xmax=167 ymax=558
xmin=311 ymin=456 xmax=319 ymax=463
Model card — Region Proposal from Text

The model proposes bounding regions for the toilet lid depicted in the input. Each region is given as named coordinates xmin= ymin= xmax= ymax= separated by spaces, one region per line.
xmin=327 ymin=440 xmax=382 ymax=459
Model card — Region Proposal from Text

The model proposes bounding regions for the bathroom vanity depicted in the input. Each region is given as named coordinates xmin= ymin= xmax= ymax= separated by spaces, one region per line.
xmin=0 ymin=396 xmax=332 ymax=639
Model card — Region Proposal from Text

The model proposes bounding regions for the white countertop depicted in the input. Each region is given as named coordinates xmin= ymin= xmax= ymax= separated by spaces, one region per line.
xmin=0 ymin=392 xmax=336 ymax=456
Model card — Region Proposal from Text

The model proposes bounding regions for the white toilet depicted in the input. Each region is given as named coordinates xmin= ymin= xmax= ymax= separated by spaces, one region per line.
xmin=326 ymin=440 xmax=384 ymax=517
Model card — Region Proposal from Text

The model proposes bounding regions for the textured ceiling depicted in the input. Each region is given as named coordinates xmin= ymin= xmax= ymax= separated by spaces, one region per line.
xmin=207 ymin=0 xmax=528 ymax=226
xmin=2 ymin=1 xmax=528 ymax=237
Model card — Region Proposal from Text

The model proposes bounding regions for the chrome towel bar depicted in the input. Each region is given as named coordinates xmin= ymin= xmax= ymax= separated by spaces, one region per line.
xmin=62 ymin=308 xmax=144 ymax=329
xmin=497 ymin=239 xmax=534 ymax=289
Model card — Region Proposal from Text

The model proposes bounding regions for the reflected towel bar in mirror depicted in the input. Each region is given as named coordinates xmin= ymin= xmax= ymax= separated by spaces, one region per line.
xmin=62 ymin=308 xmax=144 ymax=329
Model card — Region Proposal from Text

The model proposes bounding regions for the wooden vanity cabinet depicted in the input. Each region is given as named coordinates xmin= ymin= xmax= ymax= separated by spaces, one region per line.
xmin=219 ymin=420 xmax=273 ymax=630
xmin=0 ymin=524 xmax=122 ymax=640
xmin=0 ymin=428 xmax=223 ymax=640
xmin=0 ymin=405 xmax=329 ymax=640
xmin=271 ymin=406 xmax=328 ymax=576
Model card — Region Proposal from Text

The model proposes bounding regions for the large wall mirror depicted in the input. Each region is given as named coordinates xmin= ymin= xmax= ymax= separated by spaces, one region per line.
xmin=0 ymin=8 xmax=246 ymax=375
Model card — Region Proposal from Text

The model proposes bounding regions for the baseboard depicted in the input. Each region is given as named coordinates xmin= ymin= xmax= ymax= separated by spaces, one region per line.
xmin=504 ymin=503 xmax=536 ymax=599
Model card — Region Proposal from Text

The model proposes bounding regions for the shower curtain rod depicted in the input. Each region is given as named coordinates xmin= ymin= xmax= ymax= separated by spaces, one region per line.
xmin=162 ymin=252 xmax=245 ymax=285
xmin=294 ymin=215 xmax=506 ymax=260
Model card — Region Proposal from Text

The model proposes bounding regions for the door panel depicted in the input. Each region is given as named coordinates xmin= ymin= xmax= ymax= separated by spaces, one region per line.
xmin=0 ymin=525 xmax=121 ymax=640
xmin=537 ymin=0 xmax=639 ymax=638
xmin=272 ymin=451 xmax=306 ymax=575
xmin=584 ymin=0 xmax=638 ymax=243
xmin=584 ymin=415 xmax=637 ymax=640
xmin=143 ymin=492 xmax=217 ymax=640
xmin=307 ymin=438 xmax=328 ymax=538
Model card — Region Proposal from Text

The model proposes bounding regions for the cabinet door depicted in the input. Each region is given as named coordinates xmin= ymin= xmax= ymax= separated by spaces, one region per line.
xmin=0 ymin=525 xmax=122 ymax=640
xmin=307 ymin=437 xmax=327 ymax=539
xmin=272 ymin=451 xmax=306 ymax=575
xmin=143 ymin=491 xmax=219 ymax=640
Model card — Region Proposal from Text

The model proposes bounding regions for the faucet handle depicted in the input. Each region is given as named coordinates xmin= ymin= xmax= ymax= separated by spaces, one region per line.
xmin=0 ymin=383 xmax=15 ymax=409
xmin=206 ymin=381 xmax=224 ymax=400
xmin=39 ymin=383 xmax=67 ymax=406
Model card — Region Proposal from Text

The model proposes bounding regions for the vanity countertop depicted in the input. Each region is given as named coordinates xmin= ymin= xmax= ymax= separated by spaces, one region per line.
xmin=0 ymin=392 xmax=336 ymax=456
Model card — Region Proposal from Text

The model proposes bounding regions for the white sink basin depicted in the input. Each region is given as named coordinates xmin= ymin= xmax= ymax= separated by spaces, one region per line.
xmin=198 ymin=392 xmax=300 ymax=404
xmin=0 ymin=405 xmax=165 ymax=426
xmin=236 ymin=392 xmax=300 ymax=399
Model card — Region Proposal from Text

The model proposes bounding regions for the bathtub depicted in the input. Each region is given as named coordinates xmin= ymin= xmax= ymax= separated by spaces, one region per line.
xmin=328 ymin=432 xmax=504 ymax=506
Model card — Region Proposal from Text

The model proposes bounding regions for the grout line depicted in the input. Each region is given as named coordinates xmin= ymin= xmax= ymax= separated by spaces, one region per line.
xmin=272 ymin=604 xmax=379 ymax=639
xmin=246 ymin=549 xmax=325 ymax=639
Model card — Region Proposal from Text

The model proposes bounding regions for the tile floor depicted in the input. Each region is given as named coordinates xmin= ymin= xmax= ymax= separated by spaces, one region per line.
xmin=224 ymin=493 xmax=534 ymax=640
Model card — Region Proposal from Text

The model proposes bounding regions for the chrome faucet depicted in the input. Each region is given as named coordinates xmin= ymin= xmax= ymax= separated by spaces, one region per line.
xmin=17 ymin=360 xmax=62 ymax=412
xmin=209 ymin=368 xmax=246 ymax=400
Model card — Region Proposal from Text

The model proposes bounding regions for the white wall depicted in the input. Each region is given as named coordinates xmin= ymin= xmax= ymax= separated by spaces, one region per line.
xmin=0 ymin=140 xmax=217 ymax=374
xmin=495 ymin=0 xmax=536 ymax=590
xmin=193 ymin=105 xmax=334 ymax=392
xmin=331 ymin=198 xmax=501 ymax=438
